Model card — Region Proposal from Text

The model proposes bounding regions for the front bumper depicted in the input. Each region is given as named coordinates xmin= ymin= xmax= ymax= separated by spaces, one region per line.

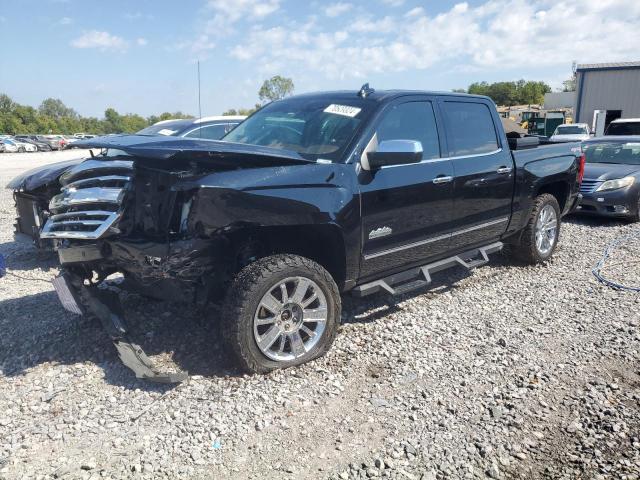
xmin=577 ymin=188 xmax=638 ymax=218
xmin=53 ymin=271 xmax=188 ymax=383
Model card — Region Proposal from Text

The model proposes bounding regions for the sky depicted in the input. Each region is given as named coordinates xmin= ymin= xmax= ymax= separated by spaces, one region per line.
xmin=1 ymin=0 xmax=639 ymax=118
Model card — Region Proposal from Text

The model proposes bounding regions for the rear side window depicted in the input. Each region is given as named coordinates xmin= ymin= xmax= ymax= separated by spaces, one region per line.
xmin=441 ymin=102 xmax=499 ymax=156
xmin=376 ymin=101 xmax=440 ymax=159
xmin=184 ymin=124 xmax=229 ymax=140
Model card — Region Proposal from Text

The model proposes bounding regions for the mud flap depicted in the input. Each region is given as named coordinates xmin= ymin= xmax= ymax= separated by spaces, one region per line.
xmin=65 ymin=275 xmax=188 ymax=384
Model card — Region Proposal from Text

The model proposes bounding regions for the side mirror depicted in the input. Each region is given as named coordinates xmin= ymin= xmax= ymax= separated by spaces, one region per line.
xmin=366 ymin=140 xmax=423 ymax=170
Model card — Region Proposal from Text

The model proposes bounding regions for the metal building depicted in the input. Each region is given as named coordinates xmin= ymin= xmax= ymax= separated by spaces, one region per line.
xmin=574 ymin=61 xmax=640 ymax=130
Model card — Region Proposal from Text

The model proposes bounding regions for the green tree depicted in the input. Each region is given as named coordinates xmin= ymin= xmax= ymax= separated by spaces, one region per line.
xmin=466 ymin=80 xmax=551 ymax=106
xmin=39 ymin=98 xmax=77 ymax=120
xmin=258 ymin=75 xmax=294 ymax=104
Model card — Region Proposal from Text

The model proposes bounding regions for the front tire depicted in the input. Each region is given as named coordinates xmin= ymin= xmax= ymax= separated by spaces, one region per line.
xmin=510 ymin=193 xmax=561 ymax=264
xmin=222 ymin=254 xmax=340 ymax=374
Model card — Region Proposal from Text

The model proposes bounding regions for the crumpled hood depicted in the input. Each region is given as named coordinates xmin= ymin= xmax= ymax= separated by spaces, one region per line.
xmin=6 ymin=158 xmax=83 ymax=191
xmin=74 ymin=135 xmax=313 ymax=167
xmin=584 ymin=163 xmax=640 ymax=181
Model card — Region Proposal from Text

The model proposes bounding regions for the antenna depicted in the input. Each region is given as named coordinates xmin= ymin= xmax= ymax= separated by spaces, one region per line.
xmin=358 ymin=83 xmax=374 ymax=98
xmin=197 ymin=60 xmax=202 ymax=138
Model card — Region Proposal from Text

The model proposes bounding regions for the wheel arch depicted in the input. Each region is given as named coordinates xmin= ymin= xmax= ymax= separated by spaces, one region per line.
xmin=226 ymin=223 xmax=349 ymax=290
xmin=536 ymin=180 xmax=569 ymax=213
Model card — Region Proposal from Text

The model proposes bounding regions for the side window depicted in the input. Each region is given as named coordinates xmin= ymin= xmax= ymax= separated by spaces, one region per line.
xmin=184 ymin=124 xmax=228 ymax=140
xmin=376 ymin=101 xmax=440 ymax=160
xmin=441 ymin=102 xmax=499 ymax=156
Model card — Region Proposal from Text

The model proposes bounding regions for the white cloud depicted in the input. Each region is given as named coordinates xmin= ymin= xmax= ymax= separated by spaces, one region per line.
xmin=58 ymin=17 xmax=73 ymax=25
xmin=405 ymin=7 xmax=424 ymax=17
xmin=380 ymin=0 xmax=405 ymax=6
xmin=70 ymin=31 xmax=128 ymax=51
xmin=205 ymin=0 xmax=280 ymax=28
xmin=136 ymin=37 xmax=148 ymax=46
xmin=325 ymin=3 xmax=353 ymax=17
xmin=226 ymin=0 xmax=640 ymax=81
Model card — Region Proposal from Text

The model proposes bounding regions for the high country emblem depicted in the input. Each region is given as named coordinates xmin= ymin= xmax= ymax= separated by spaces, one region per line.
xmin=369 ymin=226 xmax=392 ymax=239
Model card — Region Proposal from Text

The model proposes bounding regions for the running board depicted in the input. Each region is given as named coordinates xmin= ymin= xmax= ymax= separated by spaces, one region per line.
xmin=352 ymin=242 xmax=503 ymax=297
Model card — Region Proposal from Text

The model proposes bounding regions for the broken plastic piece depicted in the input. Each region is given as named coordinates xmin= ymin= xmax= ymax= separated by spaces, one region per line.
xmin=72 ymin=276 xmax=189 ymax=384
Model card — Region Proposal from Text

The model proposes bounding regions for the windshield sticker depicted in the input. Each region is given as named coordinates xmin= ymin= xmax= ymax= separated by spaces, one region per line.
xmin=157 ymin=128 xmax=178 ymax=136
xmin=324 ymin=104 xmax=362 ymax=118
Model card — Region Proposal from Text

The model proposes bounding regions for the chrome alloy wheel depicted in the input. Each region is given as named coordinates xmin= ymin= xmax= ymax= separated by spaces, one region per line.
xmin=253 ymin=276 xmax=328 ymax=362
xmin=535 ymin=204 xmax=558 ymax=256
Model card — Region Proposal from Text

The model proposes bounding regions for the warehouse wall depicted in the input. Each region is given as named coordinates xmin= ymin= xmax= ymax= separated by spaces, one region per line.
xmin=575 ymin=68 xmax=640 ymax=124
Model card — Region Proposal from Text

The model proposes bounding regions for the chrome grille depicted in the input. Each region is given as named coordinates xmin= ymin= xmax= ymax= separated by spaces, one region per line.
xmin=41 ymin=159 xmax=133 ymax=239
xmin=579 ymin=179 xmax=600 ymax=194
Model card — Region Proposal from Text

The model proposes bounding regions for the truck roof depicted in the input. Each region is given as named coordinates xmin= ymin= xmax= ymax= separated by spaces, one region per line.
xmin=610 ymin=118 xmax=640 ymax=123
xmin=289 ymin=89 xmax=492 ymax=103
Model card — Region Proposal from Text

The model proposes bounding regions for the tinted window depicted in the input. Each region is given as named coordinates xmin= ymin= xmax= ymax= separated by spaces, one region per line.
xmin=376 ymin=101 xmax=440 ymax=159
xmin=556 ymin=126 xmax=587 ymax=135
xmin=184 ymin=124 xmax=229 ymax=140
xmin=442 ymin=102 xmax=499 ymax=156
xmin=606 ymin=122 xmax=640 ymax=136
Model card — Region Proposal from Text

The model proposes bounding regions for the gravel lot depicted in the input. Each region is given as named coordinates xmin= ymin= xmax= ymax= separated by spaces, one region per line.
xmin=1 ymin=150 xmax=639 ymax=480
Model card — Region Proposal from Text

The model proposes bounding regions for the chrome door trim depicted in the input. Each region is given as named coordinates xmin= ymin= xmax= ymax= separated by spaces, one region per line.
xmin=364 ymin=216 xmax=510 ymax=260
xmin=376 ymin=148 xmax=503 ymax=170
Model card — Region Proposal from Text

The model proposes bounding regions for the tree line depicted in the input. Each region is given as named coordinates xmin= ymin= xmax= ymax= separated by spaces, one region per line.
xmin=454 ymin=80 xmax=552 ymax=106
xmin=0 ymin=76 xmax=296 ymax=135
xmin=0 ymin=94 xmax=191 ymax=135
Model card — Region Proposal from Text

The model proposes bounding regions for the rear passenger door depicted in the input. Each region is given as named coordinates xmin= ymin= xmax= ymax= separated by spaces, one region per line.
xmin=358 ymin=98 xmax=454 ymax=279
xmin=439 ymin=99 xmax=514 ymax=249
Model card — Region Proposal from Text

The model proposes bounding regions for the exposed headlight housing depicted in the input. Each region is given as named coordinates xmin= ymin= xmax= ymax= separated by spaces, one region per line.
xmin=596 ymin=176 xmax=635 ymax=192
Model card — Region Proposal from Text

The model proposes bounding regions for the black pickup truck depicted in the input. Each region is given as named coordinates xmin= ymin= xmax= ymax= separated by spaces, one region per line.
xmin=41 ymin=87 xmax=584 ymax=382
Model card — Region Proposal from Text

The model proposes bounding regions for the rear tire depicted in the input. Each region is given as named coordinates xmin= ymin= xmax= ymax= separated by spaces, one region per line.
xmin=510 ymin=193 xmax=561 ymax=264
xmin=221 ymin=254 xmax=340 ymax=374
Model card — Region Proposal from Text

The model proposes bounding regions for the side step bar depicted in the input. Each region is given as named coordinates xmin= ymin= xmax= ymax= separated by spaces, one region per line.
xmin=352 ymin=242 xmax=503 ymax=297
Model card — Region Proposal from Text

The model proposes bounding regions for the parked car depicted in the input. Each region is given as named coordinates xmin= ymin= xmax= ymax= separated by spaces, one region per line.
xmin=7 ymin=117 xmax=247 ymax=247
xmin=28 ymin=135 xmax=64 ymax=150
xmin=14 ymin=135 xmax=53 ymax=151
xmin=605 ymin=118 xmax=640 ymax=136
xmin=36 ymin=87 xmax=583 ymax=382
xmin=4 ymin=138 xmax=37 ymax=152
xmin=136 ymin=115 xmax=246 ymax=139
xmin=549 ymin=123 xmax=591 ymax=143
xmin=1 ymin=139 xmax=19 ymax=153
xmin=62 ymin=135 xmax=79 ymax=149
xmin=576 ymin=136 xmax=640 ymax=220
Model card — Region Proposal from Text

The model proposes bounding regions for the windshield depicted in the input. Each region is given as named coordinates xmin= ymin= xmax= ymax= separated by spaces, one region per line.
xmin=606 ymin=122 xmax=640 ymax=135
xmin=136 ymin=119 xmax=192 ymax=136
xmin=555 ymin=126 xmax=587 ymax=135
xmin=222 ymin=96 xmax=374 ymax=161
xmin=584 ymin=142 xmax=640 ymax=165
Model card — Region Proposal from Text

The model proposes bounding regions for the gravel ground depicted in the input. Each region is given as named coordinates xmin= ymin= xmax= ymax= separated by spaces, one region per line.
xmin=1 ymin=150 xmax=639 ymax=480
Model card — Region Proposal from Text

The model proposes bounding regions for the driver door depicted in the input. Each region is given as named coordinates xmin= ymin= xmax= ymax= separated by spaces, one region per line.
xmin=358 ymin=98 xmax=455 ymax=279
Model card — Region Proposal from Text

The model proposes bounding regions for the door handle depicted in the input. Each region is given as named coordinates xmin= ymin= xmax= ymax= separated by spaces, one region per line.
xmin=497 ymin=166 xmax=513 ymax=174
xmin=433 ymin=175 xmax=453 ymax=184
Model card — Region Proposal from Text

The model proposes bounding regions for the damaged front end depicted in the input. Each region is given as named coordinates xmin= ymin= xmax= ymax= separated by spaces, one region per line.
xmin=44 ymin=155 xmax=205 ymax=382
xmin=44 ymin=137 xmax=314 ymax=382
xmin=6 ymin=159 xmax=82 ymax=247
